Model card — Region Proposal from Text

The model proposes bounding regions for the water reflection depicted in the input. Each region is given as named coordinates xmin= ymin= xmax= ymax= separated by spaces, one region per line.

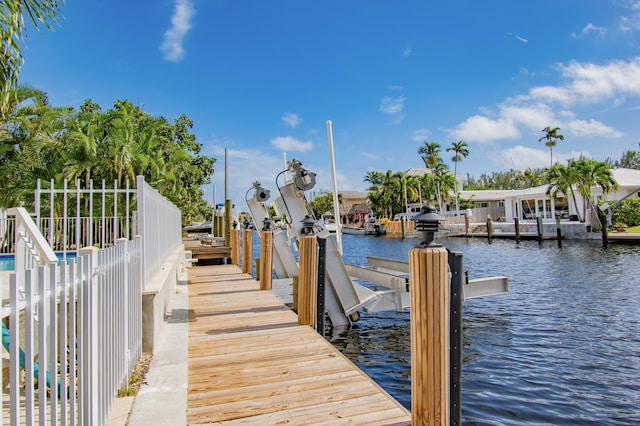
xmin=329 ymin=235 xmax=640 ymax=425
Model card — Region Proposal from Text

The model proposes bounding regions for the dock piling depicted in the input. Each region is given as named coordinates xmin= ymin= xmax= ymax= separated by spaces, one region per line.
xmin=409 ymin=246 xmax=450 ymax=425
xmin=259 ymin=230 xmax=273 ymax=290
xmin=241 ymin=229 xmax=253 ymax=274
xmin=230 ymin=229 xmax=240 ymax=265
xmin=298 ymin=235 xmax=317 ymax=327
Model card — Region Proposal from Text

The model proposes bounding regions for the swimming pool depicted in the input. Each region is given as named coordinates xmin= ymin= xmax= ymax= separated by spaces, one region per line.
xmin=0 ymin=252 xmax=78 ymax=272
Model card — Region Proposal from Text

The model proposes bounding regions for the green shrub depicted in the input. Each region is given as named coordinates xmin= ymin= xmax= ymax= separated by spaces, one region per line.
xmin=610 ymin=198 xmax=640 ymax=227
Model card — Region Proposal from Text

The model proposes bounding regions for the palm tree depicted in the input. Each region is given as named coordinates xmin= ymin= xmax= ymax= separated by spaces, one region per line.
xmin=1 ymin=0 xmax=64 ymax=115
xmin=432 ymin=163 xmax=454 ymax=212
xmin=446 ymin=140 xmax=469 ymax=219
xmin=571 ymin=158 xmax=618 ymax=222
xmin=418 ymin=141 xmax=441 ymax=170
xmin=546 ymin=162 xmax=582 ymax=222
xmin=539 ymin=126 xmax=564 ymax=167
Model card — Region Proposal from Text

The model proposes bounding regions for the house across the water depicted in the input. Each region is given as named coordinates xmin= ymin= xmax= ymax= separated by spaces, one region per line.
xmin=457 ymin=168 xmax=640 ymax=228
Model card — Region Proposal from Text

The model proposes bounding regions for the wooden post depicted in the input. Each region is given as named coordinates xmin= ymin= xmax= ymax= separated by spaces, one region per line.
xmin=292 ymin=276 xmax=299 ymax=313
xmin=297 ymin=236 xmax=317 ymax=327
xmin=241 ymin=229 xmax=253 ymax=275
xmin=599 ymin=210 xmax=608 ymax=248
xmin=259 ymin=231 xmax=273 ymax=290
xmin=255 ymin=258 xmax=260 ymax=281
xmin=556 ymin=216 xmax=562 ymax=248
xmin=409 ymin=246 xmax=450 ymax=425
xmin=230 ymin=229 xmax=240 ymax=266
xmin=486 ymin=216 xmax=493 ymax=240
xmin=514 ymin=217 xmax=520 ymax=243
xmin=536 ymin=216 xmax=543 ymax=242
xmin=464 ymin=214 xmax=470 ymax=237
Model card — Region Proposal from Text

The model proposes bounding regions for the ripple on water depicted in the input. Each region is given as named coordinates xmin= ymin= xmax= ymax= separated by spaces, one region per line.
xmin=328 ymin=235 xmax=640 ymax=425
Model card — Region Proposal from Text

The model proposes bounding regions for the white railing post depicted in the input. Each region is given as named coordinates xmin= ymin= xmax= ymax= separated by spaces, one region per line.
xmin=116 ymin=237 xmax=130 ymax=388
xmin=136 ymin=175 xmax=148 ymax=288
xmin=78 ymin=247 xmax=100 ymax=425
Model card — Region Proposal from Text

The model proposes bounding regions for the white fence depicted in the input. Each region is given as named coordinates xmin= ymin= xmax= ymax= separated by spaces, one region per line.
xmin=1 ymin=237 xmax=143 ymax=425
xmin=0 ymin=175 xmax=181 ymax=424
xmin=2 ymin=176 xmax=182 ymax=290
xmin=35 ymin=178 xmax=137 ymax=253
xmin=135 ymin=176 xmax=182 ymax=285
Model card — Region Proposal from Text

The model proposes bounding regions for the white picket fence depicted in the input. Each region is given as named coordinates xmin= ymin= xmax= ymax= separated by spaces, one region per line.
xmin=1 ymin=236 xmax=143 ymax=425
xmin=0 ymin=175 xmax=181 ymax=424
xmin=1 ymin=175 xmax=182 ymax=290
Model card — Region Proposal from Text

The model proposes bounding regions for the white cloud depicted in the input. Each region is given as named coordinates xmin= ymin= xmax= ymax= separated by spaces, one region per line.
xmin=497 ymin=145 xmax=550 ymax=170
xmin=528 ymin=86 xmax=574 ymax=105
xmin=559 ymin=58 xmax=640 ymax=103
xmin=161 ymin=0 xmax=195 ymax=62
xmin=496 ymin=146 xmax=591 ymax=170
xmin=282 ymin=112 xmax=301 ymax=128
xmin=450 ymin=115 xmax=520 ymax=143
xmin=270 ymin=136 xmax=314 ymax=152
xmin=565 ymin=119 xmax=624 ymax=138
xmin=412 ymin=128 xmax=429 ymax=142
xmin=452 ymin=57 xmax=640 ymax=144
xmin=403 ymin=47 xmax=412 ymax=57
xmin=379 ymin=95 xmax=406 ymax=124
xmin=620 ymin=12 xmax=640 ymax=31
xmin=501 ymin=104 xmax=556 ymax=131
xmin=572 ymin=23 xmax=607 ymax=38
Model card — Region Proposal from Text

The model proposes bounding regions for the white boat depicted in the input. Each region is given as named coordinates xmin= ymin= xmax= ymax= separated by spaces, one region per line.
xmin=342 ymin=217 xmax=386 ymax=236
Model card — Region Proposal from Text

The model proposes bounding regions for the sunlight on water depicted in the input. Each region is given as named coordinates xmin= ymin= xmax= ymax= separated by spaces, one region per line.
xmin=330 ymin=235 xmax=640 ymax=425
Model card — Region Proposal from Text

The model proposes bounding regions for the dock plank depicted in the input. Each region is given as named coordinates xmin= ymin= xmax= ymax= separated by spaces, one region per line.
xmin=187 ymin=264 xmax=411 ymax=425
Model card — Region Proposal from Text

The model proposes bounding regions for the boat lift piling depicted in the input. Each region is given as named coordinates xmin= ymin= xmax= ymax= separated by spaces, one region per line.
xmin=242 ymin=163 xmax=508 ymax=425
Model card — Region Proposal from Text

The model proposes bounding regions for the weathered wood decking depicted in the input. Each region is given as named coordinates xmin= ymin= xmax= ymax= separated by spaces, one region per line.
xmin=187 ymin=264 xmax=412 ymax=425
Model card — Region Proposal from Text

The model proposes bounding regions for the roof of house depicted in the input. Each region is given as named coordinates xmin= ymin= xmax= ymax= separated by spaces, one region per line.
xmin=460 ymin=184 xmax=551 ymax=201
xmin=613 ymin=168 xmax=640 ymax=187
xmin=339 ymin=190 xmax=368 ymax=200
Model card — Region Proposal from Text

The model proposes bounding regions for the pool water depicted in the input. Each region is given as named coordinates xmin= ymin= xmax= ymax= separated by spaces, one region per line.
xmin=0 ymin=252 xmax=77 ymax=271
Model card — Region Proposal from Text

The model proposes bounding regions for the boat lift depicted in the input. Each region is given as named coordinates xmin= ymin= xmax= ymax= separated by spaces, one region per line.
xmin=246 ymin=159 xmax=509 ymax=327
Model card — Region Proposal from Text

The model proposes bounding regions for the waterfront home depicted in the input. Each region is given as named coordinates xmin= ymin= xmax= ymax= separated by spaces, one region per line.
xmin=458 ymin=167 xmax=640 ymax=226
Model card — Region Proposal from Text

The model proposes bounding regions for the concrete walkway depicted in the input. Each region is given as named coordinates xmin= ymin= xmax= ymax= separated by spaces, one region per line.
xmin=108 ymin=280 xmax=189 ymax=425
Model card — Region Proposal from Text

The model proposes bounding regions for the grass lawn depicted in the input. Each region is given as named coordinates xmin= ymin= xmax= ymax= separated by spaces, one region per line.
xmin=626 ymin=225 xmax=640 ymax=233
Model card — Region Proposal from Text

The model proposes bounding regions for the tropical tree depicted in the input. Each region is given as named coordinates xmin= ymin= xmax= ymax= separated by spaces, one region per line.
xmin=0 ymin=90 xmax=215 ymax=223
xmin=546 ymin=162 xmax=582 ymax=222
xmin=539 ymin=126 xmax=564 ymax=167
xmin=432 ymin=163 xmax=455 ymax=212
xmin=446 ymin=140 xmax=469 ymax=217
xmin=308 ymin=192 xmax=342 ymax=218
xmin=571 ymin=157 xmax=618 ymax=222
xmin=0 ymin=0 xmax=64 ymax=115
xmin=418 ymin=141 xmax=442 ymax=170
xmin=614 ymin=150 xmax=640 ymax=169
xmin=0 ymin=85 xmax=72 ymax=206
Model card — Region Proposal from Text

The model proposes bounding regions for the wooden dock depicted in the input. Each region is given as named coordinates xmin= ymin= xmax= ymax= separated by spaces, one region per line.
xmin=184 ymin=238 xmax=231 ymax=264
xmin=187 ymin=264 xmax=412 ymax=425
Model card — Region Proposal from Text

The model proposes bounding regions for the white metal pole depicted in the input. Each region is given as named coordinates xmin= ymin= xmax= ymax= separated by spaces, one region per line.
xmin=282 ymin=152 xmax=288 ymax=182
xmin=326 ymin=120 xmax=343 ymax=255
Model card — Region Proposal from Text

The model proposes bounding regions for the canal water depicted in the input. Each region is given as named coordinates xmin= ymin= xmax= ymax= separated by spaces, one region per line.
xmin=329 ymin=234 xmax=640 ymax=425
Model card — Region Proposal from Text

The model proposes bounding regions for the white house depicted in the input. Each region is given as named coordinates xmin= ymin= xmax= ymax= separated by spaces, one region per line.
xmin=458 ymin=168 xmax=640 ymax=225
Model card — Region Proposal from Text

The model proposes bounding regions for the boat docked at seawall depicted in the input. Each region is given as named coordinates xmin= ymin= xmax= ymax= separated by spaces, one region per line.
xmin=342 ymin=217 xmax=387 ymax=236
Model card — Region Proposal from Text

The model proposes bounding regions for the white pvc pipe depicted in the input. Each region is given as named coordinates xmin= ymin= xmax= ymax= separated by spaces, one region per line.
xmin=326 ymin=120 xmax=343 ymax=255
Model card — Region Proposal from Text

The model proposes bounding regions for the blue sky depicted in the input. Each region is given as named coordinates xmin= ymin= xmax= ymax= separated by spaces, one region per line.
xmin=18 ymin=1 xmax=640 ymax=211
